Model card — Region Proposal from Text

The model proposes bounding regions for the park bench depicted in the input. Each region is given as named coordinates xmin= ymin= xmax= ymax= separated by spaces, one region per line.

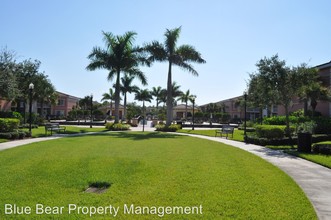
xmin=45 ymin=123 xmax=66 ymax=135
xmin=215 ymin=125 xmax=234 ymax=139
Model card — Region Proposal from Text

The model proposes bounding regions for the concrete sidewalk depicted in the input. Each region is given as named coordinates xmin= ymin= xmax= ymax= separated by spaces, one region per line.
xmin=178 ymin=133 xmax=331 ymax=220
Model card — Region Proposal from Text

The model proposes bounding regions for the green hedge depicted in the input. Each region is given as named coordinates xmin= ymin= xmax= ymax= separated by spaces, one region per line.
xmin=0 ymin=131 xmax=29 ymax=140
xmin=263 ymin=116 xmax=308 ymax=125
xmin=105 ymin=122 xmax=130 ymax=131
xmin=155 ymin=124 xmax=181 ymax=132
xmin=312 ymin=142 xmax=331 ymax=155
xmin=255 ymin=125 xmax=291 ymax=139
xmin=0 ymin=118 xmax=20 ymax=132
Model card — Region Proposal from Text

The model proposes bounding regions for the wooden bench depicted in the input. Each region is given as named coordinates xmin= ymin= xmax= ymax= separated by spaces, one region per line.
xmin=215 ymin=125 xmax=234 ymax=139
xmin=45 ymin=123 xmax=66 ymax=135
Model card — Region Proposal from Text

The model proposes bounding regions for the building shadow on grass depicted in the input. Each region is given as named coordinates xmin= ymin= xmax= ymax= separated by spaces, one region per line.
xmin=65 ymin=131 xmax=184 ymax=141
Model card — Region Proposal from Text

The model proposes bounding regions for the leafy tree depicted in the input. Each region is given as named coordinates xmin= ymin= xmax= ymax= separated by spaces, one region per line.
xmin=86 ymin=31 xmax=148 ymax=123
xmin=126 ymin=102 xmax=142 ymax=121
xmin=135 ymin=89 xmax=152 ymax=131
xmin=145 ymin=27 xmax=205 ymax=126
xmin=0 ymin=47 xmax=19 ymax=99
xmin=33 ymin=73 xmax=57 ymax=118
xmin=178 ymin=89 xmax=195 ymax=120
xmin=119 ymin=74 xmax=139 ymax=121
xmin=252 ymin=54 xmax=302 ymax=138
xmin=296 ymin=64 xmax=331 ymax=117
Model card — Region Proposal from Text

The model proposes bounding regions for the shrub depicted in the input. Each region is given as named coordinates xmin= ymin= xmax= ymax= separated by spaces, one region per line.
xmin=313 ymin=117 xmax=331 ymax=134
xmin=155 ymin=124 xmax=181 ymax=132
xmin=105 ymin=122 xmax=130 ymax=131
xmin=245 ymin=135 xmax=295 ymax=146
xmin=296 ymin=121 xmax=317 ymax=134
xmin=255 ymin=125 xmax=286 ymax=139
xmin=19 ymin=124 xmax=39 ymax=129
xmin=0 ymin=118 xmax=20 ymax=132
xmin=263 ymin=116 xmax=308 ymax=125
xmin=313 ymin=142 xmax=331 ymax=155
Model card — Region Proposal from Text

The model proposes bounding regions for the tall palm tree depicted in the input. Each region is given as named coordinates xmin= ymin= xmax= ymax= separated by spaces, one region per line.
xmin=135 ymin=89 xmax=153 ymax=132
xmin=151 ymin=86 xmax=162 ymax=109
xmin=101 ymin=88 xmax=116 ymax=118
xmin=178 ymin=89 xmax=194 ymax=120
xmin=120 ymin=74 xmax=139 ymax=121
xmin=86 ymin=31 xmax=147 ymax=123
xmin=145 ymin=27 xmax=206 ymax=126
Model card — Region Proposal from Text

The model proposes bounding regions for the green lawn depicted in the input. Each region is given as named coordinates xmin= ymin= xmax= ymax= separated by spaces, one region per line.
xmin=23 ymin=125 xmax=107 ymax=138
xmin=0 ymin=138 xmax=8 ymax=143
xmin=0 ymin=132 xmax=316 ymax=219
xmin=286 ymin=151 xmax=331 ymax=169
xmin=177 ymin=128 xmax=247 ymax=142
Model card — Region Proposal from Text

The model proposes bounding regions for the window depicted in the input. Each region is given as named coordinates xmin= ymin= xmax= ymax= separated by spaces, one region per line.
xmin=55 ymin=110 xmax=65 ymax=116
xmin=57 ymin=99 xmax=65 ymax=106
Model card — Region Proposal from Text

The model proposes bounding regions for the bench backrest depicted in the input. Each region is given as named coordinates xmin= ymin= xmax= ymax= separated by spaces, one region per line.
xmin=45 ymin=123 xmax=60 ymax=128
xmin=222 ymin=125 xmax=234 ymax=132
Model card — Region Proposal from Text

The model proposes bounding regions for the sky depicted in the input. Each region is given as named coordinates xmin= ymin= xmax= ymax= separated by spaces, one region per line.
xmin=1 ymin=0 xmax=331 ymax=106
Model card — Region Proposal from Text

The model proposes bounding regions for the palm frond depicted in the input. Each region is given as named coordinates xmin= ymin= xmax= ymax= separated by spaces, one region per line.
xmin=144 ymin=41 xmax=167 ymax=62
xmin=176 ymin=45 xmax=206 ymax=64
xmin=165 ymin=27 xmax=181 ymax=54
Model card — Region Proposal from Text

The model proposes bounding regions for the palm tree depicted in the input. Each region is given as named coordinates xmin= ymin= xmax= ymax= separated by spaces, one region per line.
xmin=120 ymin=74 xmax=139 ymax=121
xmin=101 ymin=88 xmax=115 ymax=118
xmin=151 ymin=86 xmax=163 ymax=109
xmin=135 ymin=89 xmax=153 ymax=132
xmin=178 ymin=89 xmax=194 ymax=120
xmin=86 ymin=31 xmax=147 ymax=123
xmin=145 ymin=27 xmax=206 ymax=126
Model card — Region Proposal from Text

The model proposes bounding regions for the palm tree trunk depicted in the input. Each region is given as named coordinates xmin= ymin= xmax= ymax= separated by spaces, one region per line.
xmin=166 ymin=61 xmax=173 ymax=126
xmin=185 ymin=101 xmax=188 ymax=120
xmin=142 ymin=101 xmax=145 ymax=132
xmin=123 ymin=93 xmax=127 ymax=121
xmin=110 ymin=101 xmax=113 ymax=117
xmin=114 ymin=70 xmax=121 ymax=123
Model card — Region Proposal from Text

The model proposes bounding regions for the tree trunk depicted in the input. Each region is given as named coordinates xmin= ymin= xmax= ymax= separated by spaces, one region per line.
xmin=311 ymin=99 xmax=317 ymax=117
xmin=303 ymin=98 xmax=308 ymax=116
xmin=284 ymin=102 xmax=293 ymax=143
xmin=185 ymin=102 xmax=188 ymax=120
xmin=142 ymin=101 xmax=145 ymax=132
xmin=114 ymin=70 xmax=121 ymax=123
xmin=123 ymin=93 xmax=127 ymax=121
xmin=166 ymin=61 xmax=173 ymax=126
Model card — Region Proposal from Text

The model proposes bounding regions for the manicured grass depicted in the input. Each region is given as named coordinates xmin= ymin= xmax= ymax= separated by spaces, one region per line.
xmin=0 ymin=138 xmax=8 ymax=143
xmin=0 ymin=132 xmax=316 ymax=219
xmin=23 ymin=125 xmax=107 ymax=138
xmin=177 ymin=128 xmax=248 ymax=142
xmin=286 ymin=150 xmax=331 ymax=169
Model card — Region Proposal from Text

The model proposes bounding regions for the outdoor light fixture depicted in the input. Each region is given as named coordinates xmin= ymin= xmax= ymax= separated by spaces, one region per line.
xmin=192 ymin=96 xmax=196 ymax=131
xmin=244 ymin=92 xmax=247 ymax=143
xmin=90 ymin=94 xmax=93 ymax=128
xmin=29 ymin=83 xmax=34 ymax=135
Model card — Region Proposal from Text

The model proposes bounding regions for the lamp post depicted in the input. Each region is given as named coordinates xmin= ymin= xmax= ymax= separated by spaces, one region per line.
xmin=244 ymin=92 xmax=247 ymax=143
xmin=192 ymin=96 xmax=196 ymax=130
xmin=90 ymin=94 xmax=93 ymax=128
xmin=28 ymin=83 xmax=34 ymax=135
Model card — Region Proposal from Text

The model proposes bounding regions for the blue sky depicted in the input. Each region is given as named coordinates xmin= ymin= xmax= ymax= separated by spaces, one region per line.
xmin=1 ymin=0 xmax=330 ymax=106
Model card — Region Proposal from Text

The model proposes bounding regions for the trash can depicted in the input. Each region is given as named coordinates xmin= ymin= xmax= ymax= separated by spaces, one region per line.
xmin=297 ymin=132 xmax=312 ymax=153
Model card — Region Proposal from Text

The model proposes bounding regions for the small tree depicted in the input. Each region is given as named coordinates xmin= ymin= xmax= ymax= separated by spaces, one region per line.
xmin=253 ymin=55 xmax=302 ymax=138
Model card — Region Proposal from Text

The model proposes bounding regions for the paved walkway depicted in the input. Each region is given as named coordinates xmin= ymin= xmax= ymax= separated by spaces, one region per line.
xmin=1 ymin=130 xmax=331 ymax=219
xmin=177 ymin=133 xmax=331 ymax=220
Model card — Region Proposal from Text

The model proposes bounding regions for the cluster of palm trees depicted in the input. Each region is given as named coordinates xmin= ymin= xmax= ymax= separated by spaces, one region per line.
xmin=87 ymin=27 xmax=205 ymax=126
xmin=101 ymin=80 xmax=197 ymax=122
